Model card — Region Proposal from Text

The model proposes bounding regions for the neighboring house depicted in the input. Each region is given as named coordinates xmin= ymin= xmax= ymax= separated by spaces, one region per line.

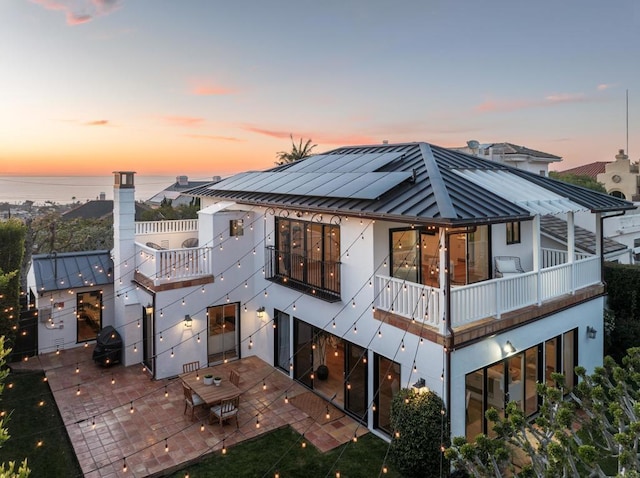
xmin=27 ymin=250 xmax=114 ymax=354
xmin=62 ymin=200 xmax=149 ymax=221
xmin=558 ymin=149 xmax=640 ymax=263
xmin=540 ymin=214 xmax=630 ymax=264
xmin=146 ymin=175 xmax=219 ymax=208
xmin=29 ymin=143 xmax=634 ymax=442
xmin=453 ymin=141 xmax=562 ymax=176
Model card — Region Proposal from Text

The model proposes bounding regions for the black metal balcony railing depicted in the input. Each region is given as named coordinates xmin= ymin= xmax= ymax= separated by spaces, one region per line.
xmin=265 ymin=246 xmax=341 ymax=302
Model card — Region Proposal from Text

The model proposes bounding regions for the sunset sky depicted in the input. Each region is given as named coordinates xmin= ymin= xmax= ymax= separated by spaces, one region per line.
xmin=1 ymin=0 xmax=639 ymax=178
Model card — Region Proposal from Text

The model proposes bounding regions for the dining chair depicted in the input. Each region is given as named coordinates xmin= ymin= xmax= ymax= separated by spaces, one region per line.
xmin=209 ymin=395 xmax=240 ymax=428
xmin=183 ymin=361 xmax=200 ymax=373
xmin=183 ymin=383 xmax=205 ymax=421
xmin=229 ymin=370 xmax=240 ymax=387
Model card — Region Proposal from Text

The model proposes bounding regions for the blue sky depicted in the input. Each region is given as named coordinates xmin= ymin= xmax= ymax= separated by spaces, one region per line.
xmin=1 ymin=0 xmax=638 ymax=176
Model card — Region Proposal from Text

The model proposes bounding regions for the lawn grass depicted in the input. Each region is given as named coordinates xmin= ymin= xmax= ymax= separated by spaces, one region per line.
xmin=0 ymin=370 xmax=82 ymax=477
xmin=170 ymin=426 xmax=403 ymax=478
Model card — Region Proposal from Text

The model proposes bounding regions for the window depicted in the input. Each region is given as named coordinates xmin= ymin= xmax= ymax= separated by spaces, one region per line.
xmin=506 ymin=221 xmax=521 ymax=245
xmin=634 ymin=238 xmax=640 ymax=248
xmin=270 ymin=218 xmax=341 ymax=299
xmin=230 ymin=219 xmax=244 ymax=237
xmin=77 ymin=290 xmax=102 ymax=343
xmin=465 ymin=330 xmax=578 ymax=439
xmin=539 ymin=170 xmax=546 ymax=177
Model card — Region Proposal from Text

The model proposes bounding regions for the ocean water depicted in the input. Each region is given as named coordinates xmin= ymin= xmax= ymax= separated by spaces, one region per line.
xmin=0 ymin=176 xmax=179 ymax=205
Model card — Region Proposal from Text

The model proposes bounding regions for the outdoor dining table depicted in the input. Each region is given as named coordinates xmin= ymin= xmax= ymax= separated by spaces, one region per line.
xmin=180 ymin=368 xmax=241 ymax=406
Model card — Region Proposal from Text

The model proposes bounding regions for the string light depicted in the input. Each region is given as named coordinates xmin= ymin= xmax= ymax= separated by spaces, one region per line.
xmin=170 ymin=348 xmax=174 ymax=358
xmin=111 ymin=376 xmax=115 ymax=385
xmin=123 ymin=458 xmax=127 ymax=472
xmin=164 ymin=386 xmax=168 ymax=398
xmin=91 ymin=417 xmax=96 ymax=429
xmin=401 ymin=341 xmax=405 ymax=351
xmin=200 ymin=422 xmax=205 ymax=432
xmin=130 ymin=402 xmax=134 ymax=414
xmin=165 ymin=439 xmax=169 ymax=452
xmin=255 ymin=415 xmax=260 ymax=428
xmin=76 ymin=385 xmax=81 ymax=396
xmin=222 ymin=440 xmax=227 ymax=454
xmin=248 ymin=336 xmax=253 ymax=349
xmin=75 ymin=363 xmax=80 ymax=373
xmin=284 ymin=394 xmax=289 ymax=404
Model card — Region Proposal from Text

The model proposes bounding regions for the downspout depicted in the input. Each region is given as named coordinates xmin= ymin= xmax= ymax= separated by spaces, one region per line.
xmin=444 ymin=226 xmax=476 ymax=424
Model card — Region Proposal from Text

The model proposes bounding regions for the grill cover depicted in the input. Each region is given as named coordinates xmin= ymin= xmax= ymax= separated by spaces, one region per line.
xmin=92 ymin=325 xmax=122 ymax=366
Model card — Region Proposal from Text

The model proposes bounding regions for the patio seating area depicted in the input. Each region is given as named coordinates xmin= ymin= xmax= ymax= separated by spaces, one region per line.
xmin=12 ymin=348 xmax=367 ymax=477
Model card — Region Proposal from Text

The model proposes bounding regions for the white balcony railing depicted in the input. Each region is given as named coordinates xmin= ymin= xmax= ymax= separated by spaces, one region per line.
xmin=135 ymin=219 xmax=198 ymax=235
xmin=135 ymin=242 xmax=213 ymax=285
xmin=374 ymin=254 xmax=601 ymax=333
xmin=541 ymin=248 xmax=592 ymax=267
xmin=374 ymin=276 xmax=441 ymax=328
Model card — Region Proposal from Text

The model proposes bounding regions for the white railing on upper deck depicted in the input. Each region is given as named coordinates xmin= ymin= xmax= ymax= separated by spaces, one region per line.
xmin=135 ymin=219 xmax=198 ymax=235
xmin=374 ymin=255 xmax=601 ymax=332
xmin=374 ymin=275 xmax=441 ymax=329
xmin=135 ymin=242 xmax=212 ymax=285
xmin=541 ymin=248 xmax=592 ymax=268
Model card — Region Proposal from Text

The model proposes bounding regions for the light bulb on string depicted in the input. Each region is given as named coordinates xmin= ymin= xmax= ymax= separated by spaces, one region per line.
xmin=170 ymin=348 xmax=174 ymax=358
xmin=182 ymin=297 xmax=185 ymax=306
xmin=222 ymin=440 xmax=227 ymax=454
xmin=130 ymin=402 xmax=134 ymax=414
xmin=200 ymin=422 xmax=205 ymax=432
xmin=165 ymin=439 xmax=169 ymax=452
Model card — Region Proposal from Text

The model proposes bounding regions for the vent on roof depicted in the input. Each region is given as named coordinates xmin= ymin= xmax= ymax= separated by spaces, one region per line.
xmin=176 ymin=175 xmax=188 ymax=186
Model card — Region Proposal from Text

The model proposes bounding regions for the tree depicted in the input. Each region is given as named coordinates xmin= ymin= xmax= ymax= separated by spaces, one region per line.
xmin=275 ymin=135 xmax=317 ymax=165
xmin=0 ymin=336 xmax=30 ymax=477
xmin=446 ymin=350 xmax=640 ymax=477
xmin=389 ymin=388 xmax=449 ymax=477
xmin=549 ymin=172 xmax=607 ymax=193
xmin=28 ymin=213 xmax=113 ymax=255
xmin=139 ymin=198 xmax=200 ymax=221
xmin=0 ymin=220 xmax=26 ymax=349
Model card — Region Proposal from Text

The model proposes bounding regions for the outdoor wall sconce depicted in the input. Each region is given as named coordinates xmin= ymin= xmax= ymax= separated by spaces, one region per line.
xmin=411 ymin=378 xmax=429 ymax=394
xmin=257 ymin=306 xmax=266 ymax=319
xmin=184 ymin=314 xmax=193 ymax=328
xmin=587 ymin=326 xmax=597 ymax=339
xmin=503 ymin=340 xmax=516 ymax=354
xmin=145 ymin=304 xmax=153 ymax=317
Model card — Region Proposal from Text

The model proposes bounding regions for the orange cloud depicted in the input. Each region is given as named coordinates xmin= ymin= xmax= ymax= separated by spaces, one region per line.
xmin=544 ymin=93 xmax=586 ymax=103
xmin=30 ymin=0 xmax=121 ymax=25
xmin=185 ymin=134 xmax=243 ymax=142
xmin=241 ymin=126 xmax=376 ymax=145
xmin=162 ymin=116 xmax=206 ymax=127
xmin=597 ymin=83 xmax=615 ymax=91
xmin=188 ymin=80 xmax=236 ymax=96
xmin=84 ymin=119 xmax=109 ymax=126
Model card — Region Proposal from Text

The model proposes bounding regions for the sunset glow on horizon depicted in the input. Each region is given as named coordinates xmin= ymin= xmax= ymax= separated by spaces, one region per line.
xmin=1 ymin=1 xmax=639 ymax=177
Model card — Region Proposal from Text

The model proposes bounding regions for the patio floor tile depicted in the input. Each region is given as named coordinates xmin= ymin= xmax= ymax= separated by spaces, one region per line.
xmin=12 ymin=348 xmax=371 ymax=477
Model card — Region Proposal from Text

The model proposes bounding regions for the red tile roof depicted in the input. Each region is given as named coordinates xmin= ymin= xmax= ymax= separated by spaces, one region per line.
xmin=557 ymin=162 xmax=610 ymax=179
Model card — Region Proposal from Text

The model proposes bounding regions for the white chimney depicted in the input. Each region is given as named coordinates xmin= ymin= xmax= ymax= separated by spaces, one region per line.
xmin=176 ymin=175 xmax=188 ymax=186
xmin=112 ymin=171 xmax=138 ymax=366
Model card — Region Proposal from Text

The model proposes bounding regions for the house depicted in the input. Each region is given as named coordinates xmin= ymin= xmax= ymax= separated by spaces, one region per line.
xmin=453 ymin=140 xmax=562 ymax=176
xmin=558 ymin=149 xmax=640 ymax=262
xmin=28 ymin=142 xmax=635 ymax=442
xmin=27 ymin=250 xmax=114 ymax=353
xmin=146 ymin=175 xmax=219 ymax=208
xmin=62 ymin=200 xmax=149 ymax=221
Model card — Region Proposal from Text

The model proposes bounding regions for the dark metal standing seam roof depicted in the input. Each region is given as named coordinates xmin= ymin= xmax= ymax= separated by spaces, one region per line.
xmin=188 ymin=142 xmax=634 ymax=225
xmin=32 ymin=250 xmax=113 ymax=293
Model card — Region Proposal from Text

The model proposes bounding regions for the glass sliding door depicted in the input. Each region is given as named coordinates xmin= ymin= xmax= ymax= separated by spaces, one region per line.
xmin=207 ymin=303 xmax=239 ymax=364
xmin=142 ymin=305 xmax=154 ymax=373
xmin=374 ymin=354 xmax=401 ymax=435
xmin=274 ymin=310 xmax=290 ymax=372
xmin=345 ymin=343 xmax=367 ymax=420
xmin=390 ymin=229 xmax=418 ymax=283
xmin=294 ymin=320 xmax=314 ymax=388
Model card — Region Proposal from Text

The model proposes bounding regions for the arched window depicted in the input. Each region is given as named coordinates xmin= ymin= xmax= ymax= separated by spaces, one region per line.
xmin=610 ymin=191 xmax=626 ymax=199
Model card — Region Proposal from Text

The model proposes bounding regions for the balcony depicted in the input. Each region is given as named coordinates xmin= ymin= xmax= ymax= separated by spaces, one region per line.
xmin=265 ymin=246 xmax=341 ymax=302
xmin=374 ymin=249 xmax=602 ymax=335
xmin=135 ymin=243 xmax=213 ymax=286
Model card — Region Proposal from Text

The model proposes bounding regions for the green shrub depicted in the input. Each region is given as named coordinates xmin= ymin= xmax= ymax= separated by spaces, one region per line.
xmin=389 ymin=388 xmax=449 ymax=477
xmin=603 ymin=262 xmax=640 ymax=362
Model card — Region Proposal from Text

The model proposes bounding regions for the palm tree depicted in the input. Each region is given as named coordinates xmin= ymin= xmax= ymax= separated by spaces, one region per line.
xmin=275 ymin=135 xmax=317 ymax=165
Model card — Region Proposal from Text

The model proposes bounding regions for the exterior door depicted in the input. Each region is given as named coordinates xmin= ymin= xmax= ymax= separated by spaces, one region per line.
xmin=142 ymin=305 xmax=154 ymax=373
xmin=344 ymin=342 xmax=367 ymax=420
xmin=207 ymin=303 xmax=239 ymax=364
xmin=294 ymin=319 xmax=313 ymax=388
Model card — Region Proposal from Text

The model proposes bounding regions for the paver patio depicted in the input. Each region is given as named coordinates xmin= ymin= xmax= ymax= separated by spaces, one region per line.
xmin=12 ymin=348 xmax=368 ymax=477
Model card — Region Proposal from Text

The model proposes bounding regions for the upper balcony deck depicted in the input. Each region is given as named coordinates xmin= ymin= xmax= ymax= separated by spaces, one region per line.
xmin=374 ymin=248 xmax=602 ymax=340
xmin=133 ymin=219 xmax=213 ymax=287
